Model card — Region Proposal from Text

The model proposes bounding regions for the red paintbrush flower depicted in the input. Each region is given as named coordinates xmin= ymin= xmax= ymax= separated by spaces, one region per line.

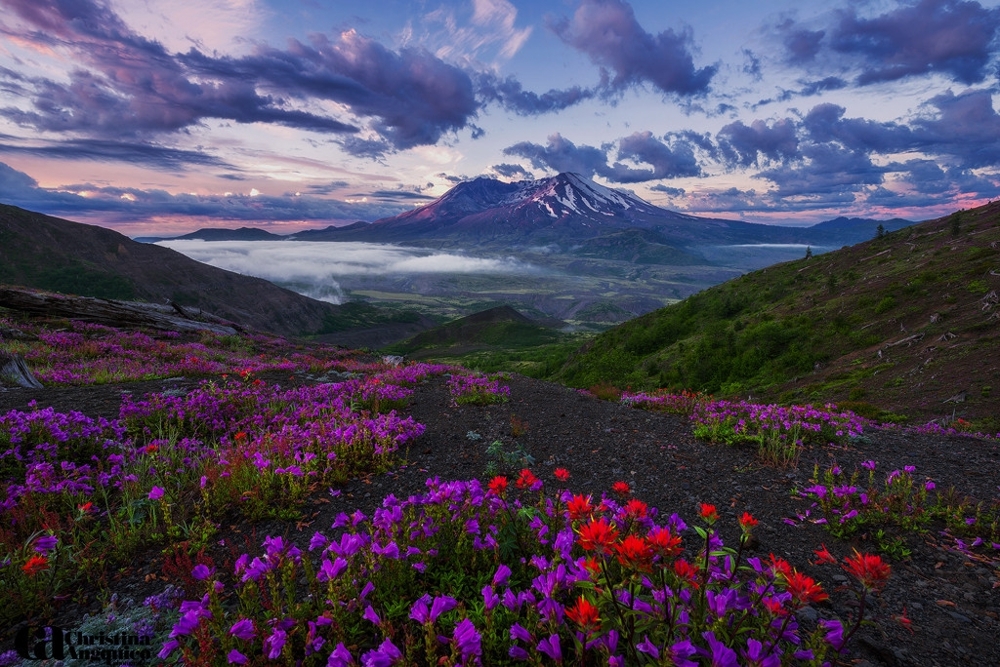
xmin=843 ymin=550 xmax=891 ymax=592
xmin=515 ymin=468 xmax=539 ymax=490
xmin=624 ymin=498 xmax=648 ymax=520
xmin=611 ymin=481 xmax=630 ymax=497
xmin=567 ymin=494 xmax=594 ymax=521
xmin=565 ymin=596 xmax=601 ymax=633
xmin=554 ymin=468 xmax=570 ymax=482
xmin=646 ymin=526 xmax=682 ymax=558
xmin=487 ymin=476 xmax=508 ymax=496
xmin=577 ymin=517 xmax=619 ymax=555
xmin=699 ymin=503 xmax=719 ymax=522
xmin=672 ymin=558 xmax=700 ymax=588
xmin=738 ymin=512 xmax=758 ymax=530
xmin=22 ymin=555 xmax=48 ymax=577
xmin=615 ymin=534 xmax=653 ymax=569
xmin=784 ymin=570 xmax=829 ymax=605
xmin=812 ymin=544 xmax=837 ymax=566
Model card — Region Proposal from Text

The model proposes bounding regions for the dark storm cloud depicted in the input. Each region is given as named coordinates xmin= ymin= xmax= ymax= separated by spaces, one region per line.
xmin=492 ymin=163 xmax=533 ymax=179
xmin=910 ymin=89 xmax=1000 ymax=168
xmin=778 ymin=0 xmax=1000 ymax=86
xmin=756 ymin=143 xmax=886 ymax=197
xmin=503 ymin=132 xmax=702 ymax=183
xmin=717 ymin=119 xmax=800 ymax=166
xmin=548 ymin=0 xmax=716 ymax=96
xmin=801 ymin=104 xmax=913 ymax=152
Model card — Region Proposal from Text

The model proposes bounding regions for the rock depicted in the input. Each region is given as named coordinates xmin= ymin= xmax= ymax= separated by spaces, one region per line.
xmin=0 ymin=352 xmax=43 ymax=388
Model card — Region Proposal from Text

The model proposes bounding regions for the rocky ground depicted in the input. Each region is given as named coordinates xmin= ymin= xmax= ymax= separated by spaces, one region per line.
xmin=2 ymin=372 xmax=999 ymax=666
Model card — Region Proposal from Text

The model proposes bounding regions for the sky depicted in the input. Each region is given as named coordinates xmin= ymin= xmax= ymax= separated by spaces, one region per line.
xmin=3 ymin=0 xmax=1000 ymax=235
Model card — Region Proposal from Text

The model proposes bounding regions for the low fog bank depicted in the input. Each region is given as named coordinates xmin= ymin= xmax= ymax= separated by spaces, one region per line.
xmin=157 ymin=240 xmax=540 ymax=304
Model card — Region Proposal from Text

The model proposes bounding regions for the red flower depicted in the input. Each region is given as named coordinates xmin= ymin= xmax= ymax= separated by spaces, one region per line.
xmin=623 ymin=498 xmax=648 ymax=520
xmin=77 ymin=501 xmax=94 ymax=514
xmin=515 ymin=468 xmax=540 ymax=490
xmin=615 ymin=534 xmax=652 ymax=569
xmin=699 ymin=503 xmax=719 ymax=522
xmin=582 ymin=557 xmax=601 ymax=577
xmin=784 ymin=570 xmax=829 ymax=605
xmin=565 ymin=596 xmax=601 ymax=633
xmin=567 ymin=494 xmax=594 ymax=521
xmin=22 ymin=555 xmax=48 ymax=577
xmin=812 ymin=544 xmax=837 ymax=566
xmin=768 ymin=553 xmax=793 ymax=579
xmin=488 ymin=476 xmax=509 ymax=496
xmin=145 ymin=444 xmax=158 ymax=454
xmin=843 ymin=550 xmax=891 ymax=592
xmin=738 ymin=512 xmax=758 ymax=530
xmin=646 ymin=526 xmax=682 ymax=558
xmin=611 ymin=481 xmax=630 ymax=497
xmin=577 ymin=517 xmax=619 ymax=554
xmin=762 ymin=596 xmax=787 ymax=617
xmin=672 ymin=558 xmax=699 ymax=588
xmin=554 ymin=468 xmax=570 ymax=482
xmin=234 ymin=431 xmax=248 ymax=442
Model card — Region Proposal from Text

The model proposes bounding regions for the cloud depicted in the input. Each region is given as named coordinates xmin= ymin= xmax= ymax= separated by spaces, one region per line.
xmin=503 ymin=133 xmax=611 ymax=180
xmin=910 ymin=89 xmax=1000 ymax=168
xmin=756 ymin=143 xmax=885 ymax=197
xmin=548 ymin=0 xmax=716 ymax=96
xmin=778 ymin=0 xmax=1000 ymax=86
xmin=503 ymin=132 xmax=703 ymax=183
xmin=475 ymin=73 xmax=594 ymax=115
xmin=491 ymin=163 xmax=533 ymax=179
xmin=0 ymin=160 xmax=411 ymax=226
xmin=0 ymin=138 xmax=234 ymax=171
xmin=156 ymin=239 xmax=539 ymax=302
xmin=609 ymin=131 xmax=701 ymax=181
xmin=718 ymin=118 xmax=800 ymax=167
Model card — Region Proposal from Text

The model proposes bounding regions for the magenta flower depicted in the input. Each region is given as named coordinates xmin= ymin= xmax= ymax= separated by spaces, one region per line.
xmin=452 ymin=618 xmax=482 ymax=663
xmin=536 ymin=634 xmax=561 ymax=662
xmin=264 ymin=627 xmax=287 ymax=660
xmin=33 ymin=535 xmax=58 ymax=554
xmin=148 ymin=486 xmax=165 ymax=500
xmin=191 ymin=564 xmax=214 ymax=580
xmin=327 ymin=643 xmax=356 ymax=667
xmin=227 ymin=649 xmax=247 ymax=665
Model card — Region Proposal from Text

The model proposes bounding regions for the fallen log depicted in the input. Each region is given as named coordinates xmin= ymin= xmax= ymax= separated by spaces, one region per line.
xmin=0 ymin=287 xmax=239 ymax=335
xmin=0 ymin=351 xmax=43 ymax=388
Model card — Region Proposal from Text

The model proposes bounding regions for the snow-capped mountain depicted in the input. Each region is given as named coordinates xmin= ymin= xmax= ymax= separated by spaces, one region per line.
xmin=298 ymin=173 xmax=831 ymax=249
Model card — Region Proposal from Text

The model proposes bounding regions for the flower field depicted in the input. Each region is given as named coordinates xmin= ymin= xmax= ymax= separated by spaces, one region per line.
xmin=2 ymin=313 xmax=998 ymax=665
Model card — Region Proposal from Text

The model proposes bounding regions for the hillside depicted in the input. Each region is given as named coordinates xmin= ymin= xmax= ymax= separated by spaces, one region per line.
xmin=0 ymin=204 xmax=420 ymax=339
xmin=555 ymin=203 xmax=1000 ymax=425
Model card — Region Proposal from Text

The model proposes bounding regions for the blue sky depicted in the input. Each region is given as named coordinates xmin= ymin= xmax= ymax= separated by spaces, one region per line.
xmin=2 ymin=0 xmax=1000 ymax=234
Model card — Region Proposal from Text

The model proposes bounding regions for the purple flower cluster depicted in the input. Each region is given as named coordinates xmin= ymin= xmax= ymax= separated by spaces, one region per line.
xmin=162 ymin=476 xmax=851 ymax=666
xmin=447 ymin=373 xmax=511 ymax=406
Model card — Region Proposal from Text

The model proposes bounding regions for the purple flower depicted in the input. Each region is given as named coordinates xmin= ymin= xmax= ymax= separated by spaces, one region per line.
xmin=148 ymin=486 xmax=165 ymax=500
xmin=191 ymin=564 xmax=213 ymax=580
xmin=327 ymin=643 xmax=355 ymax=667
xmin=318 ymin=557 xmax=348 ymax=582
xmin=453 ymin=618 xmax=481 ymax=662
xmin=157 ymin=639 xmax=179 ymax=659
xmin=34 ymin=535 xmax=58 ymax=554
xmin=229 ymin=619 xmax=255 ymax=641
xmin=227 ymin=649 xmax=248 ymax=665
xmin=363 ymin=605 xmax=381 ymax=626
xmin=509 ymin=623 xmax=532 ymax=644
xmin=265 ymin=627 xmax=287 ymax=660
xmin=636 ymin=636 xmax=660 ymax=659
xmin=703 ymin=631 xmax=738 ymax=667
xmin=536 ymin=635 xmax=561 ymax=662
xmin=360 ymin=638 xmax=402 ymax=667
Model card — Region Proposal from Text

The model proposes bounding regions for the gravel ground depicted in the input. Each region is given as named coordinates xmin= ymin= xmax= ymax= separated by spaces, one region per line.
xmin=2 ymin=372 xmax=999 ymax=666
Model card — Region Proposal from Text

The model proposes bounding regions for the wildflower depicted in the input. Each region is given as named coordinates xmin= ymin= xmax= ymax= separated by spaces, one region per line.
xmin=77 ymin=501 xmax=94 ymax=514
xmin=227 ymin=649 xmax=248 ymax=665
xmin=812 ymin=544 xmax=837 ymax=566
xmin=784 ymin=570 xmax=829 ymax=605
xmin=554 ymin=467 xmax=570 ymax=482
xmin=488 ymin=476 xmax=508 ymax=496
xmin=536 ymin=634 xmax=562 ymax=662
xmin=615 ymin=534 xmax=653 ymax=569
xmin=515 ymin=468 xmax=540 ymax=490
xmin=265 ymin=627 xmax=287 ymax=660
xmin=611 ymin=480 xmax=630 ymax=496
xmin=148 ymin=486 xmax=165 ymax=501
xmin=699 ymin=503 xmax=719 ymax=523
xmin=565 ymin=595 xmax=601 ymax=633
xmin=737 ymin=512 xmax=758 ymax=530
xmin=191 ymin=564 xmax=214 ymax=581
xmin=646 ymin=526 xmax=682 ymax=558
xmin=843 ymin=550 xmax=891 ymax=592
xmin=452 ymin=618 xmax=482 ymax=662
xmin=22 ymin=555 xmax=48 ymax=576
xmin=624 ymin=498 xmax=648 ymax=519
xmin=577 ymin=517 xmax=619 ymax=554
xmin=229 ymin=619 xmax=255 ymax=641
xmin=33 ymin=534 xmax=58 ymax=554
xmin=566 ymin=494 xmax=593 ymax=521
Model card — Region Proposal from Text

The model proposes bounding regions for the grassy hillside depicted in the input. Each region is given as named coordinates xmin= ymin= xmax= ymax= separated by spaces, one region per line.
xmin=555 ymin=204 xmax=1000 ymax=424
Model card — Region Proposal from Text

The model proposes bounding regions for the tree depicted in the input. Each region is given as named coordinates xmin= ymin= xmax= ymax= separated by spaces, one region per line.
xmin=804 ymin=246 xmax=813 ymax=259
xmin=875 ymin=224 xmax=885 ymax=240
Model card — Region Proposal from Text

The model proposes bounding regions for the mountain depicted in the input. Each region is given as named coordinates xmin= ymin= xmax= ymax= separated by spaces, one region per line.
xmin=294 ymin=173 xmax=827 ymax=250
xmin=808 ymin=216 xmax=913 ymax=244
xmin=553 ymin=203 xmax=1000 ymax=423
xmin=174 ymin=227 xmax=285 ymax=242
xmin=0 ymin=204 xmax=419 ymax=338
